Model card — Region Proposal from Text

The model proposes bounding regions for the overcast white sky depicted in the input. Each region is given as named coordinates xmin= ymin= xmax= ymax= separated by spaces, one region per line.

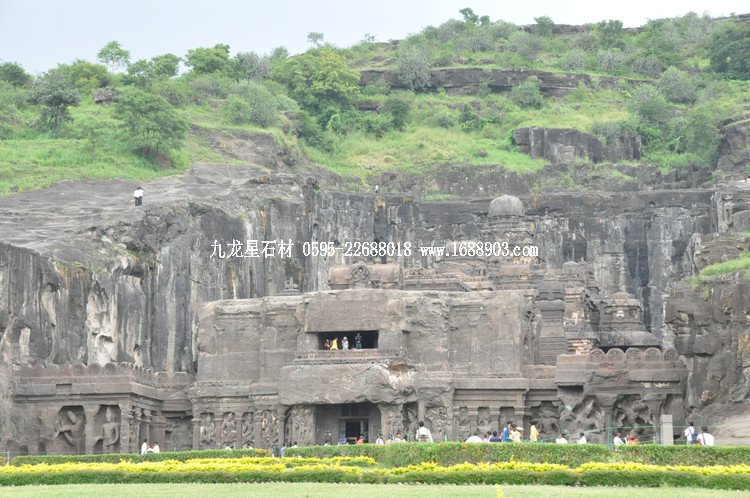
xmin=0 ymin=0 xmax=747 ymax=73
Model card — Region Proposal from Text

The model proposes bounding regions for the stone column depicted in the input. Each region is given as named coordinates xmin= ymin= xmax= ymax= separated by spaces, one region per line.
xmin=119 ymin=406 xmax=132 ymax=453
xmin=141 ymin=410 xmax=152 ymax=445
xmin=514 ymin=406 xmax=528 ymax=435
xmin=660 ymin=414 xmax=674 ymax=445
xmin=132 ymin=408 xmax=142 ymax=452
xmin=468 ymin=408 xmax=478 ymax=435
xmin=191 ymin=414 xmax=202 ymax=450
xmin=490 ymin=406 xmax=501 ymax=434
xmin=235 ymin=411 xmax=245 ymax=449
xmin=83 ymin=406 xmax=99 ymax=454
xmin=150 ymin=412 xmax=167 ymax=449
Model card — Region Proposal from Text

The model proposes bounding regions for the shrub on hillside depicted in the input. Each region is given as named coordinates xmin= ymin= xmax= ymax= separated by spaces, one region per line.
xmin=510 ymin=77 xmax=544 ymax=108
xmin=628 ymin=84 xmax=672 ymax=126
xmin=396 ymin=47 xmax=432 ymax=92
xmin=561 ymin=49 xmax=588 ymax=70
xmin=189 ymin=74 xmax=234 ymax=100
xmin=658 ymin=67 xmax=698 ymax=103
xmin=226 ymin=81 xmax=279 ymax=127
xmin=507 ymin=31 xmax=543 ymax=60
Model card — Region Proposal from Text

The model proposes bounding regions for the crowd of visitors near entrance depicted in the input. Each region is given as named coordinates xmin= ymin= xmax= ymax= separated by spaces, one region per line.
xmin=270 ymin=420 xmax=717 ymax=456
xmin=324 ymin=333 xmax=363 ymax=351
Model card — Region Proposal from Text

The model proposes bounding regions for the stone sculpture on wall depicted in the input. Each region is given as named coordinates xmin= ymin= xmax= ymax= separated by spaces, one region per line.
xmin=379 ymin=404 xmax=404 ymax=439
xmin=425 ymin=405 xmax=448 ymax=440
xmin=199 ymin=413 xmax=216 ymax=449
xmin=260 ymin=410 xmax=278 ymax=448
xmin=52 ymin=407 xmax=85 ymax=454
xmin=98 ymin=406 xmax=120 ymax=453
xmin=221 ymin=413 xmax=237 ymax=448
xmin=241 ymin=412 xmax=254 ymax=448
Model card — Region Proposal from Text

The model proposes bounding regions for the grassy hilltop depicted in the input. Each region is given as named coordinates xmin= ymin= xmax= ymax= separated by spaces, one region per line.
xmin=1 ymin=9 xmax=750 ymax=195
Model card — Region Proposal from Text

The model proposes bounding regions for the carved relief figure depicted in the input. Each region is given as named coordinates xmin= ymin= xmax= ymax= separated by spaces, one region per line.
xmin=53 ymin=408 xmax=85 ymax=454
xmin=99 ymin=407 xmax=120 ymax=453
xmin=289 ymin=406 xmax=314 ymax=446
xmin=199 ymin=413 xmax=216 ymax=449
xmin=379 ymin=404 xmax=403 ymax=439
xmin=425 ymin=406 xmax=447 ymax=441
xmin=260 ymin=410 xmax=279 ymax=448
xmin=241 ymin=412 xmax=254 ymax=448
xmin=221 ymin=413 xmax=237 ymax=448
xmin=456 ymin=406 xmax=470 ymax=441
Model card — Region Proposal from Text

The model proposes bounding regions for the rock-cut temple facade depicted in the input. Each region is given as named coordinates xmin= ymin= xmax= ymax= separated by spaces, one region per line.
xmin=8 ymin=195 xmax=688 ymax=453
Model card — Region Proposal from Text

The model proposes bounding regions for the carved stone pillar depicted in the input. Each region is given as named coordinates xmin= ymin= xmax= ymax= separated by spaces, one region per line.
xmin=83 ymin=406 xmax=98 ymax=454
xmin=191 ymin=415 xmax=201 ymax=450
xmin=131 ymin=408 xmax=142 ymax=452
xmin=235 ymin=411 xmax=245 ymax=449
xmin=151 ymin=412 xmax=167 ymax=449
xmin=140 ymin=410 xmax=152 ymax=445
xmin=468 ymin=408 xmax=478 ymax=435
xmin=660 ymin=414 xmax=674 ymax=445
xmin=119 ymin=405 xmax=132 ymax=453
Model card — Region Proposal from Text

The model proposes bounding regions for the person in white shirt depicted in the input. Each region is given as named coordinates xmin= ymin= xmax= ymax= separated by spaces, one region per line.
xmin=698 ymin=427 xmax=715 ymax=446
xmin=415 ymin=421 xmax=433 ymax=442
xmin=376 ymin=435 xmax=385 ymax=445
xmin=555 ymin=433 xmax=568 ymax=444
xmin=613 ymin=432 xmax=624 ymax=449
xmin=684 ymin=422 xmax=696 ymax=444
xmin=140 ymin=439 xmax=148 ymax=455
xmin=133 ymin=187 xmax=144 ymax=207
xmin=577 ymin=432 xmax=587 ymax=444
xmin=151 ymin=442 xmax=160 ymax=453
xmin=465 ymin=431 xmax=483 ymax=443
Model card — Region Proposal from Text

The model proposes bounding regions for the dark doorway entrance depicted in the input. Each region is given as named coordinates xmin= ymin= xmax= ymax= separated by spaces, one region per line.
xmin=345 ymin=420 xmax=367 ymax=443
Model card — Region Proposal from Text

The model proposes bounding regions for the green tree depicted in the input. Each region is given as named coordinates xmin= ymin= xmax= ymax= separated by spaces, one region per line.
xmin=269 ymin=46 xmax=289 ymax=60
xmin=459 ymin=7 xmax=479 ymax=25
xmin=534 ymin=16 xmax=555 ymax=37
xmin=396 ymin=47 xmax=431 ymax=91
xmin=709 ymin=20 xmax=750 ymax=80
xmin=233 ymin=52 xmax=270 ymax=80
xmin=114 ymin=87 xmax=188 ymax=158
xmin=64 ymin=60 xmax=111 ymax=90
xmin=124 ymin=59 xmax=153 ymax=87
xmin=97 ymin=41 xmax=131 ymax=71
xmin=28 ymin=69 xmax=80 ymax=131
xmin=0 ymin=62 xmax=31 ymax=87
xmin=597 ymin=20 xmax=625 ymax=49
xmin=307 ymin=32 xmax=325 ymax=47
xmin=151 ymin=54 xmax=181 ymax=79
xmin=272 ymin=48 xmax=360 ymax=113
xmin=185 ymin=44 xmax=231 ymax=75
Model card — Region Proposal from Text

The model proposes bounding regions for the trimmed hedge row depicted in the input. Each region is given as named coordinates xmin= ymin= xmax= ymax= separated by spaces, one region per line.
xmin=285 ymin=442 xmax=750 ymax=468
xmin=1 ymin=461 xmax=749 ymax=489
xmin=286 ymin=442 xmax=614 ymax=467
xmin=619 ymin=445 xmax=750 ymax=467
xmin=10 ymin=448 xmax=270 ymax=466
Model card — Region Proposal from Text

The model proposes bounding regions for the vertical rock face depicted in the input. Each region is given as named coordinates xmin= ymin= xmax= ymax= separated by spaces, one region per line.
xmin=0 ymin=172 xmax=720 ymax=376
xmin=0 ymin=164 xmax=749 ymax=448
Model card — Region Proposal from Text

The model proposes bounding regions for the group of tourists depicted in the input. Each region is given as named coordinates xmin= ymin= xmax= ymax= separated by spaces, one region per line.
xmin=140 ymin=439 xmax=160 ymax=454
xmin=683 ymin=422 xmax=715 ymax=446
xmin=324 ymin=333 xmax=363 ymax=351
xmin=465 ymin=421 xmax=531 ymax=443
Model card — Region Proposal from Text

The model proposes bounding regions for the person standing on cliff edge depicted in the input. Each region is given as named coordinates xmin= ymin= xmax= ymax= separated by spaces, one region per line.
xmin=134 ymin=186 xmax=143 ymax=206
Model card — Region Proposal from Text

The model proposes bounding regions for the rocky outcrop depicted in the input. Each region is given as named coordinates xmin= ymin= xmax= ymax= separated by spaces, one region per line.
xmin=717 ymin=108 xmax=750 ymax=177
xmin=359 ymin=68 xmax=647 ymax=97
xmin=512 ymin=127 xmax=641 ymax=164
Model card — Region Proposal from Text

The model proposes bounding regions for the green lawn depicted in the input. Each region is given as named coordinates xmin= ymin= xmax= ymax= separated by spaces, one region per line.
xmin=2 ymin=484 xmax=749 ymax=498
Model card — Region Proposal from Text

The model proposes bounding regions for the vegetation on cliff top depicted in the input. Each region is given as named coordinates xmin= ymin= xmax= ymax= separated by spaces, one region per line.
xmin=1 ymin=10 xmax=750 ymax=195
